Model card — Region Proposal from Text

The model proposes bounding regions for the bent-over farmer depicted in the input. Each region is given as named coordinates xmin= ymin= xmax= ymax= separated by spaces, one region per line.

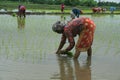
xmin=52 ymin=17 xmax=96 ymax=59
xmin=18 ymin=5 xmax=26 ymax=18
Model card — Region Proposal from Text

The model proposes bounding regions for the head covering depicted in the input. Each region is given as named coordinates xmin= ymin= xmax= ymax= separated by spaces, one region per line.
xmin=52 ymin=21 xmax=65 ymax=33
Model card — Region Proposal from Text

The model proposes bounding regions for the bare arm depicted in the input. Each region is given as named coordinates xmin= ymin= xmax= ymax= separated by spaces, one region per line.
xmin=56 ymin=34 xmax=66 ymax=53
xmin=65 ymin=31 xmax=75 ymax=52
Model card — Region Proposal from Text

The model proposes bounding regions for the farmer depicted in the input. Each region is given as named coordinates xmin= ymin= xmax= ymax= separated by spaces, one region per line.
xmin=110 ymin=6 xmax=116 ymax=13
xmin=18 ymin=5 xmax=26 ymax=18
xmin=52 ymin=17 xmax=96 ymax=59
xmin=71 ymin=7 xmax=83 ymax=18
xmin=92 ymin=7 xmax=102 ymax=13
xmin=61 ymin=3 xmax=65 ymax=13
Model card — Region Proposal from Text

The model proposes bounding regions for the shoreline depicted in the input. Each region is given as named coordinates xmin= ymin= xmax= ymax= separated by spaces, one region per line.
xmin=0 ymin=12 xmax=120 ymax=15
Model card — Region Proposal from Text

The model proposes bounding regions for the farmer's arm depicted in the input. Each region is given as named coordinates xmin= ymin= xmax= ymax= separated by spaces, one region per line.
xmin=65 ymin=31 xmax=75 ymax=52
xmin=56 ymin=34 xmax=66 ymax=53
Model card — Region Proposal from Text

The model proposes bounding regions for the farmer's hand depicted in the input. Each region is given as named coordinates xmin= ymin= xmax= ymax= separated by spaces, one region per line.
xmin=56 ymin=50 xmax=59 ymax=54
xmin=58 ymin=50 xmax=67 ymax=54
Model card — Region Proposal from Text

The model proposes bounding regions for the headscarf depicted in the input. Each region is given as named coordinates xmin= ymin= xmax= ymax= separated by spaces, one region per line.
xmin=52 ymin=21 xmax=65 ymax=33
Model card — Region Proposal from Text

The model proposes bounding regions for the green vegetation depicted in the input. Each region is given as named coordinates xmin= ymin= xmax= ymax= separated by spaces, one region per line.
xmin=0 ymin=1 xmax=120 ymax=14
xmin=0 ymin=0 xmax=120 ymax=6
xmin=0 ymin=1 xmax=93 ymax=13
xmin=0 ymin=1 xmax=93 ymax=10
xmin=66 ymin=52 xmax=73 ymax=57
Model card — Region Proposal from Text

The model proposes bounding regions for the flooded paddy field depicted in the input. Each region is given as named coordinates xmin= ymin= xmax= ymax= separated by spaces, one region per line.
xmin=0 ymin=14 xmax=120 ymax=80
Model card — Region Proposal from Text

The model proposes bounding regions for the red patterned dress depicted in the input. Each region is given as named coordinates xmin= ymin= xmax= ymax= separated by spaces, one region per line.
xmin=61 ymin=4 xmax=65 ymax=13
xmin=18 ymin=5 xmax=26 ymax=18
xmin=58 ymin=17 xmax=96 ymax=52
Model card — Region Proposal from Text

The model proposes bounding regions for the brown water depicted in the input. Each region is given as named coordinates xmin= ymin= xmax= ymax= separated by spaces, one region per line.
xmin=0 ymin=14 xmax=120 ymax=80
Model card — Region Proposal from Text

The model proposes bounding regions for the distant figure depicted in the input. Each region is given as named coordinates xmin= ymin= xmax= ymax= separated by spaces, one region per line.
xmin=52 ymin=17 xmax=96 ymax=59
xmin=18 ymin=5 xmax=26 ymax=18
xmin=61 ymin=3 xmax=65 ymax=13
xmin=101 ymin=8 xmax=106 ymax=13
xmin=71 ymin=7 xmax=83 ymax=18
xmin=92 ymin=7 xmax=102 ymax=13
xmin=110 ymin=6 xmax=116 ymax=13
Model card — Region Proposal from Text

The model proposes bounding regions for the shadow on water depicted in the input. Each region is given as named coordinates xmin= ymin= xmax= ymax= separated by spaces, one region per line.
xmin=17 ymin=17 xmax=25 ymax=29
xmin=52 ymin=56 xmax=91 ymax=80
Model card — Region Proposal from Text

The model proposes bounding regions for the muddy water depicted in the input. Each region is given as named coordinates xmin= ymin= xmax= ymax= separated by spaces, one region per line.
xmin=0 ymin=14 xmax=120 ymax=80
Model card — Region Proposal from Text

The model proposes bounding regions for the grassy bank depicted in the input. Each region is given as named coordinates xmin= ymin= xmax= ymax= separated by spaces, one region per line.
xmin=0 ymin=1 xmax=120 ymax=14
xmin=0 ymin=1 xmax=74 ymax=10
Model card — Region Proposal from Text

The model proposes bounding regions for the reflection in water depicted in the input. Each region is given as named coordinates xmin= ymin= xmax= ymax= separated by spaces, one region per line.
xmin=110 ymin=14 xmax=114 ymax=18
xmin=60 ymin=14 xmax=66 ymax=24
xmin=74 ymin=57 xmax=91 ymax=80
xmin=91 ymin=14 xmax=107 ymax=18
xmin=17 ymin=17 xmax=25 ymax=29
xmin=53 ymin=56 xmax=91 ymax=80
xmin=57 ymin=56 xmax=73 ymax=80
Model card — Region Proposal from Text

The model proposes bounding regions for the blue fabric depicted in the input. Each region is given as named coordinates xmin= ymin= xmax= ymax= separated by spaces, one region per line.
xmin=72 ymin=8 xmax=80 ymax=18
xmin=110 ymin=7 xmax=116 ymax=11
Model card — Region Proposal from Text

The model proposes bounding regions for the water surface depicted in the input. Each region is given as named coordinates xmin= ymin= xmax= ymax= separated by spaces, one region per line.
xmin=0 ymin=14 xmax=120 ymax=80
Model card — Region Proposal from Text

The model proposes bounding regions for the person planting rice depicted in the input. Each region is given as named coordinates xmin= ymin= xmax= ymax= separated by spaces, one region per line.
xmin=71 ymin=7 xmax=83 ymax=18
xmin=52 ymin=17 xmax=96 ymax=59
xmin=18 ymin=5 xmax=26 ymax=18
xmin=60 ymin=3 xmax=65 ymax=13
